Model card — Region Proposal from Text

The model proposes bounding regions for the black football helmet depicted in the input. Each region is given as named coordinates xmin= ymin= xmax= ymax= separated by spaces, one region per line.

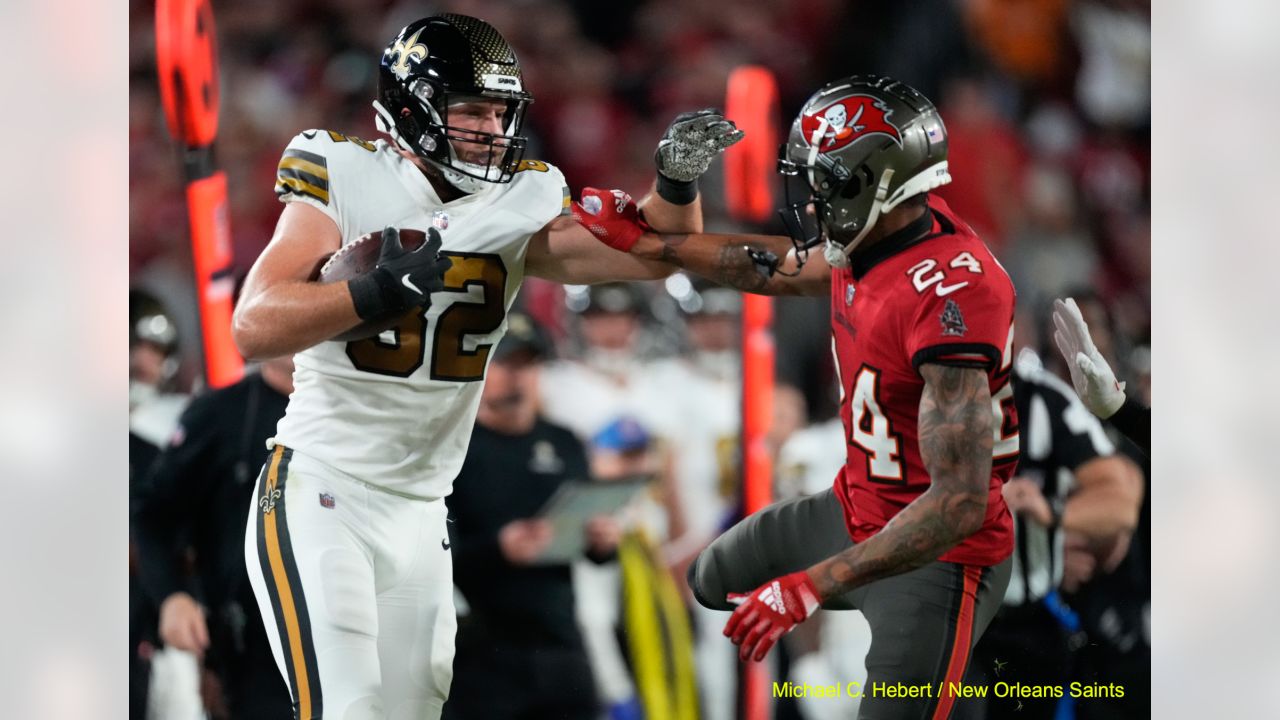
xmin=374 ymin=14 xmax=533 ymax=193
xmin=129 ymin=289 xmax=181 ymax=405
xmin=777 ymin=75 xmax=951 ymax=268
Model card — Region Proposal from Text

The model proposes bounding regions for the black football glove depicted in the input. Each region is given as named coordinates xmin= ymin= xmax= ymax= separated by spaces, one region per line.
xmin=349 ymin=226 xmax=452 ymax=321
xmin=654 ymin=108 xmax=745 ymax=204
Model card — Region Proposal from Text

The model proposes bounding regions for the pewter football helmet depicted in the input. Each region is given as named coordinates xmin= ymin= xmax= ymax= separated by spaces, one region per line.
xmin=778 ymin=75 xmax=951 ymax=266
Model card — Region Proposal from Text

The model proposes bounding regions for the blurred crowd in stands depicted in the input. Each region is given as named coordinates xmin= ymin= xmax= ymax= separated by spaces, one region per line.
xmin=130 ymin=1 xmax=1149 ymax=717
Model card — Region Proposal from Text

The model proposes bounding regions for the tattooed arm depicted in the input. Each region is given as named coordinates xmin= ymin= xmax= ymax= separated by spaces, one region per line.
xmin=569 ymin=186 xmax=829 ymax=295
xmin=805 ymin=364 xmax=994 ymax=600
xmin=628 ymin=230 xmax=831 ymax=296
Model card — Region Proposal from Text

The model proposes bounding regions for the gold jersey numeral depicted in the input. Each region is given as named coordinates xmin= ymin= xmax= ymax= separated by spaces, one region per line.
xmin=345 ymin=252 xmax=507 ymax=381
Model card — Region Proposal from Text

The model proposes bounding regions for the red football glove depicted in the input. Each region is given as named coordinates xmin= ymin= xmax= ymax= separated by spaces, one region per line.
xmin=724 ymin=571 xmax=822 ymax=662
xmin=571 ymin=187 xmax=652 ymax=253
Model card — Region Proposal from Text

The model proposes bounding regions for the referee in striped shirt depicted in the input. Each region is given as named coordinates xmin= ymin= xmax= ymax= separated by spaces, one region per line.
xmin=959 ymin=350 xmax=1143 ymax=719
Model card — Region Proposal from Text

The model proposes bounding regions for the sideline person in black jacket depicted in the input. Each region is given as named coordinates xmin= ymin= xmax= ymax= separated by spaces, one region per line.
xmin=444 ymin=314 xmax=622 ymax=720
xmin=131 ymin=356 xmax=295 ymax=718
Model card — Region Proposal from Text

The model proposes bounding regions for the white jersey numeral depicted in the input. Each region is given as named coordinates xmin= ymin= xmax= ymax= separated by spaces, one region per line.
xmin=990 ymin=381 xmax=1020 ymax=461
xmin=950 ymin=251 xmax=983 ymax=273
xmin=849 ymin=367 xmax=904 ymax=481
xmin=848 ymin=363 xmax=1019 ymax=480
xmin=907 ymin=258 xmax=945 ymax=293
xmin=907 ymin=252 xmax=984 ymax=297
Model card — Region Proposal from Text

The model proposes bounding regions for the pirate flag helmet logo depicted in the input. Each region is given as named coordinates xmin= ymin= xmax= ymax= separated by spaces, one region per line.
xmin=799 ymin=95 xmax=903 ymax=154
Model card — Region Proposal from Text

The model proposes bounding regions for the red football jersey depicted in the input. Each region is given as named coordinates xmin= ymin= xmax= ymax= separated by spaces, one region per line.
xmin=829 ymin=197 xmax=1019 ymax=567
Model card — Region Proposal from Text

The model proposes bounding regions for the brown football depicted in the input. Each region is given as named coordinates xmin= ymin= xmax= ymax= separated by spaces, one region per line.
xmin=319 ymin=228 xmax=430 ymax=342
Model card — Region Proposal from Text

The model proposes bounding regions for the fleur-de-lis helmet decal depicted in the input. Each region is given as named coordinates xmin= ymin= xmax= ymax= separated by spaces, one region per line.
xmin=388 ymin=28 xmax=428 ymax=81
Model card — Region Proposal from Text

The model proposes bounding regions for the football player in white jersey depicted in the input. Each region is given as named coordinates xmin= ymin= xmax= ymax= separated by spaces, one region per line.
xmin=232 ymin=14 xmax=742 ymax=720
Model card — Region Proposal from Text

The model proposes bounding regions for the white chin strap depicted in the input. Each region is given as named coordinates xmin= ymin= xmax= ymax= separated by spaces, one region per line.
xmin=824 ymin=168 xmax=895 ymax=269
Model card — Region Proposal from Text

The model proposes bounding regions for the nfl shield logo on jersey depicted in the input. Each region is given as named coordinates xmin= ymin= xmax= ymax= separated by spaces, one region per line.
xmin=319 ymin=492 xmax=336 ymax=509
xmin=845 ymin=285 xmax=855 ymax=306
xmin=432 ymin=210 xmax=450 ymax=231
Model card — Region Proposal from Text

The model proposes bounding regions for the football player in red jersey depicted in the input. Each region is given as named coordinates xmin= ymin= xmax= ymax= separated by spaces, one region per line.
xmin=574 ymin=75 xmax=1019 ymax=719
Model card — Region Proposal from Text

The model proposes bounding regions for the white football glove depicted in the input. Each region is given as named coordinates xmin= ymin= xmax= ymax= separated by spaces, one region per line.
xmin=655 ymin=108 xmax=745 ymax=182
xmin=1052 ymin=297 xmax=1126 ymax=418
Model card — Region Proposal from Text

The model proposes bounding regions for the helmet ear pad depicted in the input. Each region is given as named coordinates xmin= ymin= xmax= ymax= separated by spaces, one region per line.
xmin=383 ymin=86 xmax=429 ymax=150
xmin=820 ymin=161 xmax=883 ymax=245
xmin=837 ymin=164 xmax=875 ymax=201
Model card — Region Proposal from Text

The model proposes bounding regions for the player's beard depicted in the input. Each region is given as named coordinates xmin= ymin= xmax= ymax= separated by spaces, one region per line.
xmin=455 ymin=158 xmax=504 ymax=182
xmin=434 ymin=142 xmax=506 ymax=194
xmin=453 ymin=141 xmax=505 ymax=179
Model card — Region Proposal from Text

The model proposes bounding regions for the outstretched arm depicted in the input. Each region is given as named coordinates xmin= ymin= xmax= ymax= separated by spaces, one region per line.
xmin=526 ymin=109 xmax=740 ymax=285
xmin=628 ymin=228 xmax=828 ymax=297
xmin=572 ymin=187 xmax=831 ymax=296
xmin=807 ymin=364 xmax=993 ymax=597
xmin=524 ymin=215 xmax=678 ymax=284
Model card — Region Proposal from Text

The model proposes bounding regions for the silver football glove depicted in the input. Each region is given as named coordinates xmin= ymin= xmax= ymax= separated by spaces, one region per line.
xmin=655 ymin=108 xmax=745 ymax=182
xmin=1052 ymin=297 xmax=1127 ymax=418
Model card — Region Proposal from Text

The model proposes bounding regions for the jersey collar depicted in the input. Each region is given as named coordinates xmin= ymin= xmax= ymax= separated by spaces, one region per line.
xmin=848 ymin=201 xmax=954 ymax=279
xmin=390 ymin=147 xmax=495 ymax=209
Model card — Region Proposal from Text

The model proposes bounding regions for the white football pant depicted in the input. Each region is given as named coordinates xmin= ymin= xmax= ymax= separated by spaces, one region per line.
xmin=244 ymin=444 xmax=457 ymax=719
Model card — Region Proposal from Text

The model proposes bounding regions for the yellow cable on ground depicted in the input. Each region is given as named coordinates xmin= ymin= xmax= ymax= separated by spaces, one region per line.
xmin=620 ymin=530 xmax=699 ymax=720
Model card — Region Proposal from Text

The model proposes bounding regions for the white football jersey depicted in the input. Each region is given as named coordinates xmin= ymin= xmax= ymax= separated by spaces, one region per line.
xmin=776 ymin=417 xmax=847 ymax=498
xmin=270 ymin=129 xmax=568 ymax=499
xmin=643 ymin=357 xmax=740 ymax=541
xmin=537 ymin=359 xmax=672 ymax=444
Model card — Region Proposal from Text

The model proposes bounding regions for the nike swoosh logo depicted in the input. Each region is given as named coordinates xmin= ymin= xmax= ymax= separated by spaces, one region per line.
xmin=441 ymin=538 xmax=451 ymax=550
xmin=935 ymin=281 xmax=969 ymax=297
xmin=402 ymin=274 xmax=423 ymax=295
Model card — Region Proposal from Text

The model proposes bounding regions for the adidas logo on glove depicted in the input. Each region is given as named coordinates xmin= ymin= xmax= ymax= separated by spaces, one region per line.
xmin=760 ymin=582 xmax=788 ymax=614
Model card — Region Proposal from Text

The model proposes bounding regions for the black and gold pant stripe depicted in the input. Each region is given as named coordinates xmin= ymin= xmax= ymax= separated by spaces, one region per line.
xmin=255 ymin=445 xmax=323 ymax=719
xmin=275 ymin=148 xmax=330 ymax=205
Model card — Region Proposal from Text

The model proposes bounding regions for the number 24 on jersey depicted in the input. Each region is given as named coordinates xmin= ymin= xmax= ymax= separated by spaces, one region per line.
xmin=907 ymin=251 xmax=983 ymax=297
